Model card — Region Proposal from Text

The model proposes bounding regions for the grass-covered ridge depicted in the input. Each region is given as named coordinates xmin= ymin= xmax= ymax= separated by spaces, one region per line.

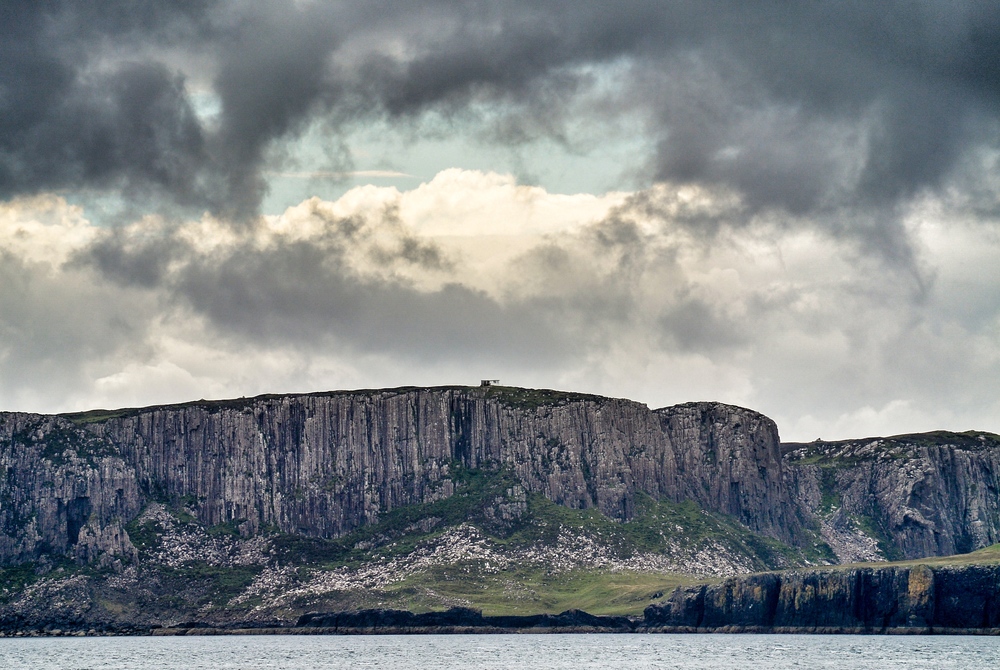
xmin=782 ymin=430 xmax=1000 ymax=467
xmin=480 ymin=385 xmax=611 ymax=410
xmin=829 ymin=541 xmax=1000 ymax=571
xmin=58 ymin=385 xmax=623 ymax=426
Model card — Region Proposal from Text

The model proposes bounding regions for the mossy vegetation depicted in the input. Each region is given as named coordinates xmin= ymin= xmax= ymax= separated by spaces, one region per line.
xmin=783 ymin=430 xmax=1000 ymax=467
xmin=205 ymin=520 xmax=243 ymax=537
xmin=124 ymin=517 xmax=163 ymax=552
xmin=818 ymin=468 xmax=841 ymax=514
xmin=153 ymin=562 xmax=262 ymax=607
xmin=270 ymin=467 xmax=831 ymax=579
xmin=0 ymin=563 xmax=41 ymax=599
xmin=482 ymin=385 xmax=607 ymax=410
xmin=11 ymin=422 xmax=118 ymax=465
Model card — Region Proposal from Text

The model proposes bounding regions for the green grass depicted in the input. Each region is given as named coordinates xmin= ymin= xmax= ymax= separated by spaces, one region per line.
xmin=783 ymin=430 xmax=1000 ymax=467
xmin=0 ymin=563 xmax=41 ymax=598
xmin=382 ymin=567 xmax=704 ymax=616
xmin=817 ymin=468 xmax=841 ymax=514
xmin=482 ymin=386 xmax=608 ymax=410
xmin=125 ymin=517 xmax=163 ymax=552
xmin=829 ymin=542 xmax=1000 ymax=570
xmin=205 ymin=520 xmax=243 ymax=537
xmin=58 ymin=385 xmax=614 ymax=426
xmin=153 ymin=563 xmax=262 ymax=607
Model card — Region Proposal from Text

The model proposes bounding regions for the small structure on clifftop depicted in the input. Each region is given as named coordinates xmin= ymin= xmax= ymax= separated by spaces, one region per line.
xmin=480 ymin=379 xmax=500 ymax=387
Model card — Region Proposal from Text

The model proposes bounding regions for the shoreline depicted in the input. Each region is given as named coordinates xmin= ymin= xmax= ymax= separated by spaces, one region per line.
xmin=3 ymin=625 xmax=1000 ymax=637
xmin=4 ymin=563 xmax=1000 ymax=638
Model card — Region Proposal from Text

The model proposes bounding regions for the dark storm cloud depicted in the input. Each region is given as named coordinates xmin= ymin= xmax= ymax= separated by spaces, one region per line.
xmin=0 ymin=2 xmax=215 ymax=209
xmin=660 ymin=298 xmax=748 ymax=353
xmin=4 ymin=1 xmax=1000 ymax=231
xmin=81 ymin=225 xmax=192 ymax=288
xmin=178 ymin=247 xmax=569 ymax=364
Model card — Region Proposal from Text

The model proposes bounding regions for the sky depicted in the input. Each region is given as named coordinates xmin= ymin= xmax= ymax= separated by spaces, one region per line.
xmin=2 ymin=1 xmax=1000 ymax=441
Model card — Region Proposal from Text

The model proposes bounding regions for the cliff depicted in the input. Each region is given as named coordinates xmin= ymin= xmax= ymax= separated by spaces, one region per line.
xmin=783 ymin=432 xmax=1000 ymax=561
xmin=645 ymin=555 xmax=1000 ymax=633
xmin=0 ymin=387 xmax=794 ymax=567
xmin=2 ymin=387 xmax=1000 ymax=633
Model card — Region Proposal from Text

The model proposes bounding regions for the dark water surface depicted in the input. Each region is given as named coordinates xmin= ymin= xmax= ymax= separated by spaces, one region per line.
xmin=1 ymin=633 xmax=998 ymax=669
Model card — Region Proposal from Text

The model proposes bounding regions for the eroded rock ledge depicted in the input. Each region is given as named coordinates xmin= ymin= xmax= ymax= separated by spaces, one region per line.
xmin=644 ymin=563 xmax=1000 ymax=633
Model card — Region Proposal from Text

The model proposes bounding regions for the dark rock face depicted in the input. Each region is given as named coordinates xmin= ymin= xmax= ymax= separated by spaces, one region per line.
xmin=644 ymin=564 xmax=1000 ymax=632
xmin=0 ymin=388 xmax=794 ymax=565
xmin=0 ymin=414 xmax=140 ymax=565
xmin=3 ymin=387 xmax=1000 ymax=571
xmin=783 ymin=433 xmax=1000 ymax=560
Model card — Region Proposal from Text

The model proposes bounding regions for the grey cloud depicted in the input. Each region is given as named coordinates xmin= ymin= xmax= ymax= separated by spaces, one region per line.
xmin=174 ymin=241 xmax=572 ymax=365
xmin=659 ymin=298 xmax=748 ymax=354
xmin=209 ymin=5 xmax=348 ymax=219
xmin=79 ymin=225 xmax=192 ymax=289
xmin=4 ymin=1 xmax=1000 ymax=237
xmin=0 ymin=3 xmax=217 ymax=212
xmin=73 ymin=209 xmax=571 ymax=366
xmin=0 ymin=249 xmax=154 ymax=406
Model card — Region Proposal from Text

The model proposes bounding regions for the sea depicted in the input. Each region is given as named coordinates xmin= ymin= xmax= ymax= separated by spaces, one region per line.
xmin=1 ymin=633 xmax=998 ymax=669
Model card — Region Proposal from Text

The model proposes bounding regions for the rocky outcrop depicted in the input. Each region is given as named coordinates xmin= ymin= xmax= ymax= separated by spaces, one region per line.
xmin=783 ymin=433 xmax=1000 ymax=560
xmin=0 ymin=414 xmax=140 ymax=565
xmin=644 ymin=563 xmax=1000 ymax=632
xmin=0 ymin=387 xmax=794 ymax=566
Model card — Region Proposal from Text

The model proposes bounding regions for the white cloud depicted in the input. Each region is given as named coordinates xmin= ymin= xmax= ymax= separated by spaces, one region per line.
xmin=787 ymin=400 xmax=952 ymax=444
xmin=1 ymin=171 xmax=999 ymax=442
xmin=0 ymin=195 xmax=96 ymax=265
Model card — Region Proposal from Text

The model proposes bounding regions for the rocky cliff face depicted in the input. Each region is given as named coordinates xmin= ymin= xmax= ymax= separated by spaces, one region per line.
xmin=782 ymin=432 xmax=1000 ymax=561
xmin=0 ymin=387 xmax=794 ymax=566
xmin=0 ymin=414 xmax=140 ymax=566
xmin=645 ymin=562 xmax=1000 ymax=632
xmin=4 ymin=386 xmax=1000 ymax=573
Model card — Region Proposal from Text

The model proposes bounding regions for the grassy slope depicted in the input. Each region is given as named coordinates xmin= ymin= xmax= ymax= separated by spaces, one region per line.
xmin=3 ymin=475 xmax=999 ymax=622
xmin=354 ymin=569 xmax=699 ymax=617
xmin=830 ymin=542 xmax=1000 ymax=570
xmin=122 ymin=467 xmax=836 ymax=618
xmin=0 ymin=466 xmax=841 ymax=621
